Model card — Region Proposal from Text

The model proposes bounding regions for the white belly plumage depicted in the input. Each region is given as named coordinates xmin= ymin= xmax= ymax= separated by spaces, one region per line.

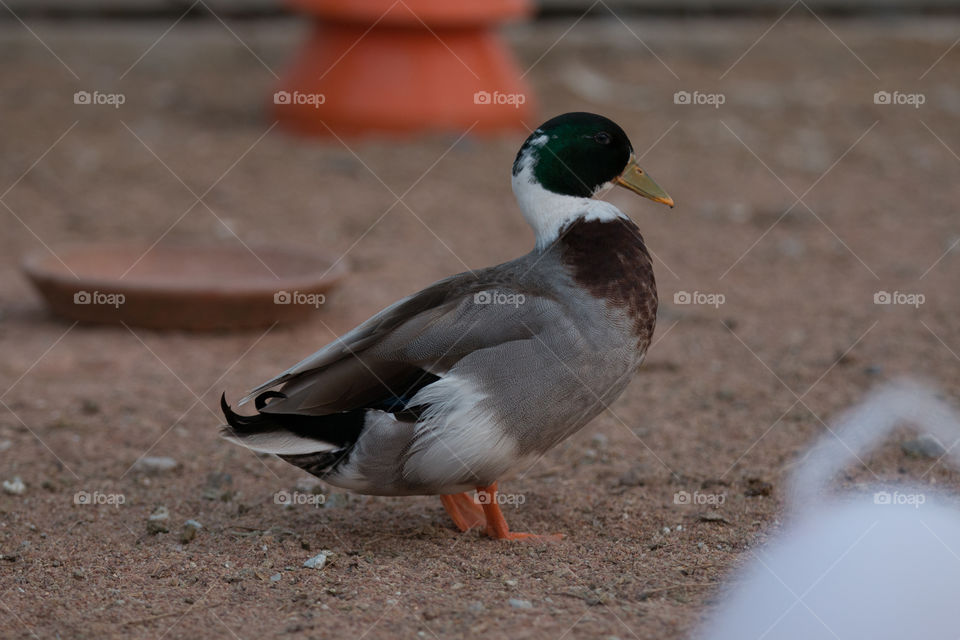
xmin=325 ymin=374 xmax=522 ymax=495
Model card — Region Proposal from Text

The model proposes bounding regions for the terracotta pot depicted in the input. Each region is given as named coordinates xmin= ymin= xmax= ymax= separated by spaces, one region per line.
xmin=22 ymin=243 xmax=347 ymax=331
xmin=271 ymin=0 xmax=536 ymax=137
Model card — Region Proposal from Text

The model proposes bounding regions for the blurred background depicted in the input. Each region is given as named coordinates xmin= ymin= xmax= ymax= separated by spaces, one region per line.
xmin=2 ymin=1 xmax=960 ymax=639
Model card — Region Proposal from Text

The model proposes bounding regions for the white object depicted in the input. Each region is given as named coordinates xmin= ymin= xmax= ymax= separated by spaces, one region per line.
xmin=698 ymin=381 xmax=960 ymax=640
xmin=3 ymin=477 xmax=25 ymax=495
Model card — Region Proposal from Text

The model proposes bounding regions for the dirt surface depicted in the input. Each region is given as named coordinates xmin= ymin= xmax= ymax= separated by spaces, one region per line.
xmin=2 ymin=14 xmax=960 ymax=640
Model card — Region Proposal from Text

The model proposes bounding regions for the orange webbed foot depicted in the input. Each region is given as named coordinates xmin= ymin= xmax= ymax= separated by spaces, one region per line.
xmin=440 ymin=492 xmax=486 ymax=532
xmin=489 ymin=530 xmax=564 ymax=542
xmin=442 ymin=483 xmax=564 ymax=541
xmin=475 ymin=482 xmax=563 ymax=542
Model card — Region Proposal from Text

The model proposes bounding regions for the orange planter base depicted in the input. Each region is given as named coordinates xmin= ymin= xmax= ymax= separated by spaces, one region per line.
xmin=271 ymin=1 xmax=536 ymax=138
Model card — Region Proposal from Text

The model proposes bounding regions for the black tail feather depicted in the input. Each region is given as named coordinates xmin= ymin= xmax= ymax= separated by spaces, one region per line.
xmin=254 ymin=390 xmax=286 ymax=411
xmin=220 ymin=368 xmax=442 ymax=450
xmin=220 ymin=392 xmax=366 ymax=448
xmin=220 ymin=392 xmax=278 ymax=435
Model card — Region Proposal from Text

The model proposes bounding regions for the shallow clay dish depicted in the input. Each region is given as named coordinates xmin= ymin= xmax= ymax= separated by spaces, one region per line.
xmin=22 ymin=243 xmax=347 ymax=331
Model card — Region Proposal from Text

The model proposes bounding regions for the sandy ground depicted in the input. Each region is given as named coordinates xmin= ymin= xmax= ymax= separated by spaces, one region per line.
xmin=1 ymin=13 xmax=960 ymax=640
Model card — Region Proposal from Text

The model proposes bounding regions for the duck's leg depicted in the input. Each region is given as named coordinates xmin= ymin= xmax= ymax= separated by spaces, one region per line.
xmin=475 ymin=482 xmax=562 ymax=541
xmin=451 ymin=492 xmax=486 ymax=524
xmin=440 ymin=493 xmax=485 ymax=532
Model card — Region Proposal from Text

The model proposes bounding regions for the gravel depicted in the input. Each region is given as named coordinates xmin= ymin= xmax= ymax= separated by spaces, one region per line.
xmin=132 ymin=457 xmax=180 ymax=473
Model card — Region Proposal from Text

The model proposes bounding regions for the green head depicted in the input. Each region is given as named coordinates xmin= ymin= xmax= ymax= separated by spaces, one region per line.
xmin=512 ymin=112 xmax=673 ymax=207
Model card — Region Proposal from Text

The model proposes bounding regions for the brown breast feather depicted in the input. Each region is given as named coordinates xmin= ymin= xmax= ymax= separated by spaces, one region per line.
xmin=559 ymin=218 xmax=658 ymax=352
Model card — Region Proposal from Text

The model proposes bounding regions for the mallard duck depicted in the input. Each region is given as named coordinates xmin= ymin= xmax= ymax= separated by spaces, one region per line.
xmin=221 ymin=112 xmax=673 ymax=540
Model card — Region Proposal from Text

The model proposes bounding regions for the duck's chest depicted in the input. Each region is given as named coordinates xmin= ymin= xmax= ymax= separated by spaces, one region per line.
xmin=558 ymin=218 xmax=658 ymax=352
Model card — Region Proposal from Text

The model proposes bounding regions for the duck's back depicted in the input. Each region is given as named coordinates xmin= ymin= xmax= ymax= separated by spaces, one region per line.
xmin=457 ymin=216 xmax=658 ymax=457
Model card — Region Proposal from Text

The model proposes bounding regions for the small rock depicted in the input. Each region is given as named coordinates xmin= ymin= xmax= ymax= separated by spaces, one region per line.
xmin=902 ymin=434 xmax=946 ymax=459
xmin=699 ymin=512 xmax=730 ymax=524
xmin=202 ymin=472 xmax=233 ymax=501
xmin=727 ymin=201 xmax=752 ymax=223
xmin=270 ymin=572 xmax=282 ymax=582
xmin=716 ymin=388 xmax=736 ymax=402
xmin=303 ymin=551 xmax=332 ymax=570
xmin=147 ymin=506 xmax=170 ymax=534
xmin=133 ymin=457 xmax=180 ymax=473
xmin=508 ymin=598 xmax=533 ymax=609
xmin=617 ymin=466 xmax=649 ymax=488
xmin=3 ymin=477 xmax=25 ymax=495
xmin=80 ymin=399 xmax=100 ymax=415
xmin=0 ymin=440 xmax=12 ymax=453
xmin=701 ymin=478 xmax=729 ymax=489
xmin=778 ymin=237 xmax=806 ymax=258
xmin=467 ymin=601 xmax=485 ymax=613
xmin=72 ymin=568 xmax=85 ymax=580
xmin=744 ymin=477 xmax=773 ymax=497
xmin=180 ymin=520 xmax=202 ymax=543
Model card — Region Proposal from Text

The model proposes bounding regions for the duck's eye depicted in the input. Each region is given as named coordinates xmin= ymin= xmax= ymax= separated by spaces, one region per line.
xmin=594 ymin=132 xmax=611 ymax=145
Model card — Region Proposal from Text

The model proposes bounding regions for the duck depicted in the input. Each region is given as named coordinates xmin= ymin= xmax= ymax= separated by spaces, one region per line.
xmin=221 ymin=112 xmax=673 ymax=540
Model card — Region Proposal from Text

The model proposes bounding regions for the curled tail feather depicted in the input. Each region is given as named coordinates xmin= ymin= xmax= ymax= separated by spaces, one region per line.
xmin=220 ymin=392 xmax=362 ymax=456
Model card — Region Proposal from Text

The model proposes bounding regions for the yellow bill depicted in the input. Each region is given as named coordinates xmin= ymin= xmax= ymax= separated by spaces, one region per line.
xmin=613 ymin=155 xmax=674 ymax=208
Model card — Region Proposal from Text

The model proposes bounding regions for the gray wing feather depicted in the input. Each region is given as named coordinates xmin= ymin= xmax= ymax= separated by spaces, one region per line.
xmin=239 ymin=265 xmax=561 ymax=415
